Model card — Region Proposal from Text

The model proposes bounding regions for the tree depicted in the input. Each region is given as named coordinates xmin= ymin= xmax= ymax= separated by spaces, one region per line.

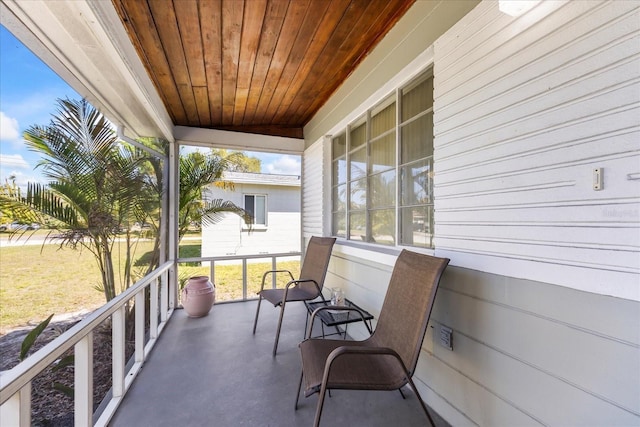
xmin=4 ymin=98 xmax=153 ymax=301
xmin=178 ymin=150 xmax=251 ymax=241
xmin=2 ymin=98 xmax=252 ymax=301
xmin=209 ymin=148 xmax=261 ymax=173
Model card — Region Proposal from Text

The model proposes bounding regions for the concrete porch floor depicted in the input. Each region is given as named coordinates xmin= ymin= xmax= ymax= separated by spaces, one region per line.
xmin=109 ymin=300 xmax=449 ymax=426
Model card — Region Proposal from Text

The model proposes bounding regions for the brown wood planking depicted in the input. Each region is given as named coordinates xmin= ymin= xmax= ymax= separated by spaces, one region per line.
xmin=112 ymin=0 xmax=415 ymax=138
xmin=233 ymin=0 xmax=268 ymax=127
xmin=200 ymin=0 xmax=223 ymax=125
xmin=261 ymin=0 xmax=332 ymax=126
xmin=271 ymin=0 xmax=350 ymax=126
xmin=252 ymin=0 xmax=310 ymax=125
xmin=113 ymin=0 xmax=188 ymax=124
xmin=221 ymin=0 xmax=244 ymax=125
xmin=148 ymin=0 xmax=200 ymax=126
xmin=242 ymin=0 xmax=290 ymax=127
xmin=289 ymin=0 xmax=413 ymax=126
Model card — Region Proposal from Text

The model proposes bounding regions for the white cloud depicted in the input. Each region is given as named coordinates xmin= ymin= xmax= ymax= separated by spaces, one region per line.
xmin=0 ymin=111 xmax=20 ymax=141
xmin=0 ymin=153 xmax=29 ymax=169
xmin=0 ymin=168 xmax=45 ymax=189
xmin=264 ymin=155 xmax=301 ymax=175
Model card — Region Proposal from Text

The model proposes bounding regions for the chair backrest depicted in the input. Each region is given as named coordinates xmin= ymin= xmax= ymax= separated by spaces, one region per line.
xmin=371 ymin=250 xmax=449 ymax=376
xmin=297 ymin=236 xmax=337 ymax=296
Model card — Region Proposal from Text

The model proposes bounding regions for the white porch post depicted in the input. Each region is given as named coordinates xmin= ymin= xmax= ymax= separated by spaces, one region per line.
xmin=168 ymin=139 xmax=179 ymax=314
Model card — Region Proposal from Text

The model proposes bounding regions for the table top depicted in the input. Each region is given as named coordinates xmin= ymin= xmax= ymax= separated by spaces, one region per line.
xmin=305 ymin=298 xmax=374 ymax=327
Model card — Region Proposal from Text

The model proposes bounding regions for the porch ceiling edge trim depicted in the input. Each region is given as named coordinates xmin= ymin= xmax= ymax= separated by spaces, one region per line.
xmin=173 ymin=126 xmax=305 ymax=155
xmin=86 ymin=0 xmax=174 ymax=142
xmin=0 ymin=0 xmax=174 ymax=142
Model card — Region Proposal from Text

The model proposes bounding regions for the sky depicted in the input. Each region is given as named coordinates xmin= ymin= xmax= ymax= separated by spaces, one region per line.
xmin=0 ymin=26 xmax=301 ymax=189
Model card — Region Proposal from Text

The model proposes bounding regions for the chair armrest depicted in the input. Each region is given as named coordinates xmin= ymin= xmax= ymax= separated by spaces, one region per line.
xmin=305 ymin=306 xmax=369 ymax=339
xmin=258 ymin=269 xmax=295 ymax=293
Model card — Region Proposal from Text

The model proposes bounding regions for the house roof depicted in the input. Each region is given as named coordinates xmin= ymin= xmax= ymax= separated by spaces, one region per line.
xmin=221 ymin=171 xmax=300 ymax=187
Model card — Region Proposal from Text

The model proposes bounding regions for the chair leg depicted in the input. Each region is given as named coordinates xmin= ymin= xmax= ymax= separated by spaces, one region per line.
xmin=295 ymin=370 xmax=304 ymax=410
xmin=398 ymin=387 xmax=406 ymax=399
xmin=406 ymin=376 xmax=436 ymax=427
xmin=314 ymin=380 xmax=329 ymax=427
xmin=252 ymin=295 xmax=263 ymax=334
xmin=272 ymin=301 xmax=287 ymax=356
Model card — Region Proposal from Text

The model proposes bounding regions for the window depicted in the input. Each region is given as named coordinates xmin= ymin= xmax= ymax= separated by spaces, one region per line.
xmin=331 ymin=133 xmax=347 ymax=237
xmin=331 ymin=70 xmax=434 ymax=248
xmin=244 ymin=194 xmax=266 ymax=226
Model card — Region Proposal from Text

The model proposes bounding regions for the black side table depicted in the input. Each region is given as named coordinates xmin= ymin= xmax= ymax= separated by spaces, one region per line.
xmin=304 ymin=298 xmax=374 ymax=339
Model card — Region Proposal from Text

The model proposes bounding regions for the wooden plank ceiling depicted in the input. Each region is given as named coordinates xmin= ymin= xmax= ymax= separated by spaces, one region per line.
xmin=112 ymin=0 xmax=415 ymax=139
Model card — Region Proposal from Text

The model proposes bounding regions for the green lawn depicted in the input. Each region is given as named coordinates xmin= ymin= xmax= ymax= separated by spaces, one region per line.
xmin=179 ymin=258 xmax=301 ymax=301
xmin=1 ymin=238 xmax=300 ymax=334
xmin=0 ymin=239 xmax=156 ymax=334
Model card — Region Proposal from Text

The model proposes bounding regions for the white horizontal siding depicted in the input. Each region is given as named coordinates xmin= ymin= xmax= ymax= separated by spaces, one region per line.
xmin=302 ymin=1 xmax=640 ymax=426
xmin=328 ymin=248 xmax=640 ymax=426
xmin=201 ymin=184 xmax=300 ymax=257
xmin=302 ymin=139 xmax=325 ymax=238
xmin=433 ymin=0 xmax=640 ymax=299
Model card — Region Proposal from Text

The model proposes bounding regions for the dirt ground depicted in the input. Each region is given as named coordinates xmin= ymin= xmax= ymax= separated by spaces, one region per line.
xmin=0 ymin=317 xmax=120 ymax=426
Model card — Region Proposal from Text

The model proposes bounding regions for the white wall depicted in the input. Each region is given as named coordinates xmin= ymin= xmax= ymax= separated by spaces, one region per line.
xmin=201 ymin=183 xmax=300 ymax=256
xmin=301 ymin=138 xmax=327 ymax=239
xmin=433 ymin=0 xmax=640 ymax=301
xmin=302 ymin=0 xmax=640 ymax=425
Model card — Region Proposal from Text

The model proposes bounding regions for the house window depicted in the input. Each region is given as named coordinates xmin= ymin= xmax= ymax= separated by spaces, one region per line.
xmin=331 ymin=70 xmax=434 ymax=248
xmin=244 ymin=194 xmax=266 ymax=226
xmin=331 ymin=133 xmax=347 ymax=237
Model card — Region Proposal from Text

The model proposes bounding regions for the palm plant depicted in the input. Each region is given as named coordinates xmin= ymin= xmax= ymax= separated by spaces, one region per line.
xmin=13 ymin=98 xmax=152 ymax=301
xmin=2 ymin=99 xmax=252 ymax=302
xmin=178 ymin=150 xmax=251 ymax=241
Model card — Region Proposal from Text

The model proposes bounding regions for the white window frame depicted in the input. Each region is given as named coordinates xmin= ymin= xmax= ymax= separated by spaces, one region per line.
xmin=244 ymin=194 xmax=267 ymax=228
xmin=331 ymin=68 xmax=434 ymax=249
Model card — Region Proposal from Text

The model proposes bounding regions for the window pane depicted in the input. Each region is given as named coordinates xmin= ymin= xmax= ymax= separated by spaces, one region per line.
xmin=400 ymin=159 xmax=432 ymax=206
xmin=369 ymin=170 xmax=395 ymax=208
xmin=370 ymin=209 xmax=395 ymax=246
xmin=371 ymin=101 xmax=396 ymax=139
xmin=333 ymin=158 xmax=346 ymax=184
xmin=399 ymin=206 xmax=432 ymax=248
xmin=369 ymin=132 xmax=395 ymax=174
xmin=332 ymin=184 xmax=347 ymax=212
xmin=349 ymin=178 xmax=366 ymax=210
xmin=349 ymin=146 xmax=366 ymax=180
xmin=350 ymin=121 xmax=366 ymax=149
xmin=332 ymin=212 xmax=346 ymax=237
xmin=401 ymin=112 xmax=433 ymax=164
xmin=244 ymin=195 xmax=254 ymax=216
xmin=401 ymin=75 xmax=433 ymax=122
xmin=349 ymin=211 xmax=366 ymax=241
xmin=255 ymin=195 xmax=266 ymax=225
xmin=332 ymin=134 xmax=346 ymax=159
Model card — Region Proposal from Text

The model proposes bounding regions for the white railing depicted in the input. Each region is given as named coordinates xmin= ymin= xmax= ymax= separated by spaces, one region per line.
xmin=0 ymin=261 xmax=174 ymax=427
xmin=178 ymin=251 xmax=302 ymax=302
xmin=0 ymin=252 xmax=302 ymax=426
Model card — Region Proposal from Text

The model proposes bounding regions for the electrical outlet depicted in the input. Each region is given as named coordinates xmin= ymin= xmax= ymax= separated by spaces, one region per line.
xmin=439 ymin=325 xmax=453 ymax=350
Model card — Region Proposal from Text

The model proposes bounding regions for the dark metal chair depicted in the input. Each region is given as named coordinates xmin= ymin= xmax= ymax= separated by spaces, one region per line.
xmin=295 ymin=249 xmax=449 ymax=426
xmin=253 ymin=236 xmax=336 ymax=356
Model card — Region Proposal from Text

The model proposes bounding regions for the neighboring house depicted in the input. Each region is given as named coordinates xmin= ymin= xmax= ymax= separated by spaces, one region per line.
xmin=201 ymin=172 xmax=300 ymax=257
